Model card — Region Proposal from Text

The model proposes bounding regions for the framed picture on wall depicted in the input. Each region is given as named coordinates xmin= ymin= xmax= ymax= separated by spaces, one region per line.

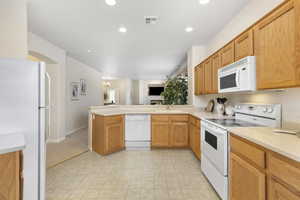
xmin=80 ymin=79 xmax=87 ymax=96
xmin=71 ymin=82 xmax=80 ymax=101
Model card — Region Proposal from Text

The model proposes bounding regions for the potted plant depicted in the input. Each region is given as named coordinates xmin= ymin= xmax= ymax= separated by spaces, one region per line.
xmin=161 ymin=76 xmax=188 ymax=105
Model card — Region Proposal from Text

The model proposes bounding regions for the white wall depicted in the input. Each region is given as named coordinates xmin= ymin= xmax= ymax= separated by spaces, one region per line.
xmin=192 ymin=0 xmax=300 ymax=129
xmin=66 ymin=57 xmax=103 ymax=135
xmin=0 ymin=0 xmax=27 ymax=58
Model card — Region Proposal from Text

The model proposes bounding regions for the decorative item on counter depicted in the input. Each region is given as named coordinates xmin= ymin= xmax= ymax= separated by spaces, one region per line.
xmin=216 ymin=97 xmax=228 ymax=116
xmin=225 ymin=105 xmax=234 ymax=116
xmin=205 ymin=99 xmax=215 ymax=113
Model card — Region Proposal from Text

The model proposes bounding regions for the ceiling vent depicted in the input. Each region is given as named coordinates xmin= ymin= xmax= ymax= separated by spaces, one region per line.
xmin=145 ymin=16 xmax=159 ymax=24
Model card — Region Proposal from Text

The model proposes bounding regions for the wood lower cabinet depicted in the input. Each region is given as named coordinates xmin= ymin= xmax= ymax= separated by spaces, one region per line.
xmin=0 ymin=151 xmax=22 ymax=200
xmin=269 ymin=177 xmax=300 ymax=200
xmin=254 ymin=0 xmax=300 ymax=89
xmin=234 ymin=29 xmax=254 ymax=61
xmin=151 ymin=115 xmax=189 ymax=148
xmin=230 ymin=134 xmax=300 ymax=200
xmin=92 ymin=114 xmax=125 ymax=155
xmin=230 ymin=152 xmax=266 ymax=200
xmin=151 ymin=120 xmax=170 ymax=147
xmin=189 ymin=116 xmax=201 ymax=160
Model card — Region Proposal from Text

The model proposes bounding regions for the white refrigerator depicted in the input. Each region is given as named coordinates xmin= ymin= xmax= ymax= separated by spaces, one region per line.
xmin=0 ymin=59 xmax=49 ymax=200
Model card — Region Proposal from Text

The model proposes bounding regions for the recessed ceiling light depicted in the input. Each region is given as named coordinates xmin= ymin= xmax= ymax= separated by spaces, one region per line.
xmin=105 ymin=0 xmax=116 ymax=6
xmin=199 ymin=0 xmax=210 ymax=5
xmin=87 ymin=50 xmax=92 ymax=53
xmin=119 ymin=26 xmax=127 ymax=33
xmin=185 ymin=27 xmax=194 ymax=32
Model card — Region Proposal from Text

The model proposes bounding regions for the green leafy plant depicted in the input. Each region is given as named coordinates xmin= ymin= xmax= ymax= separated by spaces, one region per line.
xmin=161 ymin=76 xmax=188 ymax=105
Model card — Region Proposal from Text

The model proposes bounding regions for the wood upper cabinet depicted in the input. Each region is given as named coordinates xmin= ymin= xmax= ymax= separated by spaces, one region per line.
xmin=194 ymin=66 xmax=200 ymax=96
xmin=211 ymin=52 xmax=221 ymax=94
xmin=220 ymin=41 xmax=235 ymax=67
xmin=92 ymin=115 xmax=125 ymax=155
xmin=254 ymin=0 xmax=300 ymax=89
xmin=0 ymin=151 xmax=22 ymax=200
xmin=151 ymin=115 xmax=189 ymax=148
xmin=269 ymin=177 xmax=300 ymax=200
xmin=199 ymin=64 xmax=205 ymax=95
xmin=204 ymin=58 xmax=213 ymax=94
xmin=230 ymin=152 xmax=266 ymax=200
xmin=235 ymin=29 xmax=254 ymax=61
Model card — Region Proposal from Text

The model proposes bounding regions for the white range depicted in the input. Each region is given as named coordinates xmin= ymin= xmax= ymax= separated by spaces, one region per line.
xmin=201 ymin=103 xmax=282 ymax=200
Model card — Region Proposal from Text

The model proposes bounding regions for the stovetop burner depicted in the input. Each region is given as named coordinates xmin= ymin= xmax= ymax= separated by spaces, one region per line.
xmin=207 ymin=118 xmax=263 ymax=127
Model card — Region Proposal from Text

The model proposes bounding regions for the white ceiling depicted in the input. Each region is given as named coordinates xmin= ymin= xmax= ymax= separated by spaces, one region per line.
xmin=27 ymin=0 xmax=249 ymax=79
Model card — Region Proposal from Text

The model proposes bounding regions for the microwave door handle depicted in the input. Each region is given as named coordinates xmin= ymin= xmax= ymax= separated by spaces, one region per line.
xmin=236 ymin=70 xmax=240 ymax=88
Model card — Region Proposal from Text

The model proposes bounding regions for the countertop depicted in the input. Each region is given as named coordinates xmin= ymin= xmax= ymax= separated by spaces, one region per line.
xmin=89 ymin=106 xmax=300 ymax=162
xmin=0 ymin=133 xmax=26 ymax=155
xmin=229 ymin=127 xmax=300 ymax=162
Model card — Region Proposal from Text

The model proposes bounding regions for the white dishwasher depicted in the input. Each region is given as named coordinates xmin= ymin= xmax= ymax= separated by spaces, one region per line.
xmin=125 ymin=114 xmax=151 ymax=150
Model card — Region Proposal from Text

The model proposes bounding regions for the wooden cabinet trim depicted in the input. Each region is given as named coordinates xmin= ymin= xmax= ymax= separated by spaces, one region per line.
xmin=257 ymin=1 xmax=294 ymax=30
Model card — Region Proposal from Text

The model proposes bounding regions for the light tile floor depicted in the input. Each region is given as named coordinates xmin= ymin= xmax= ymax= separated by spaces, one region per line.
xmin=46 ymin=128 xmax=88 ymax=168
xmin=46 ymin=150 xmax=220 ymax=200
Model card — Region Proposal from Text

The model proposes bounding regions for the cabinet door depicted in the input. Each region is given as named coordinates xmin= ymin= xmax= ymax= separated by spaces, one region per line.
xmin=194 ymin=66 xmax=200 ymax=95
xmin=199 ymin=64 xmax=205 ymax=95
xmin=151 ymin=122 xmax=170 ymax=147
xmin=230 ymin=153 xmax=266 ymax=200
xmin=193 ymin=124 xmax=201 ymax=160
xmin=105 ymin=122 xmax=124 ymax=153
xmin=254 ymin=1 xmax=300 ymax=89
xmin=170 ymin=121 xmax=189 ymax=147
xmin=204 ymin=59 xmax=213 ymax=94
xmin=269 ymin=177 xmax=300 ymax=200
xmin=235 ymin=29 xmax=254 ymax=61
xmin=0 ymin=152 xmax=20 ymax=200
xmin=211 ymin=52 xmax=221 ymax=94
xmin=189 ymin=122 xmax=194 ymax=149
xmin=220 ymin=42 xmax=235 ymax=67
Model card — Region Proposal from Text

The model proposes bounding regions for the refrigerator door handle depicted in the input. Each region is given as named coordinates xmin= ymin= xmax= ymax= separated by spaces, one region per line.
xmin=45 ymin=72 xmax=51 ymax=140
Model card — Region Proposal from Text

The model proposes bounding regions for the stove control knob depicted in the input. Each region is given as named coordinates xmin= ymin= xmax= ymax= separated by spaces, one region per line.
xmin=267 ymin=108 xmax=274 ymax=113
xmin=263 ymin=107 xmax=268 ymax=113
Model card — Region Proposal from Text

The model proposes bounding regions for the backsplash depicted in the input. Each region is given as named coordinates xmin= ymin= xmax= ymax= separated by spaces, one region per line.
xmin=194 ymin=88 xmax=300 ymax=129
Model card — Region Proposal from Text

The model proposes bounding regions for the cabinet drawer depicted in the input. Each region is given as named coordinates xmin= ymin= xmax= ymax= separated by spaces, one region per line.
xmin=104 ymin=115 xmax=124 ymax=124
xmin=269 ymin=153 xmax=300 ymax=192
xmin=169 ymin=115 xmax=189 ymax=122
xmin=151 ymin=115 xmax=169 ymax=122
xmin=230 ymin=135 xmax=266 ymax=169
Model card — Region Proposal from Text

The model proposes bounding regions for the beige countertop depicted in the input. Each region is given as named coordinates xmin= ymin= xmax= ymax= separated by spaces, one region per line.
xmin=89 ymin=105 xmax=300 ymax=162
xmin=229 ymin=127 xmax=300 ymax=162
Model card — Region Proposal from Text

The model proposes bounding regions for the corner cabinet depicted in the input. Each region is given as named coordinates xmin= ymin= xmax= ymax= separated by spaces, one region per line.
xmin=254 ymin=0 xmax=300 ymax=89
xmin=151 ymin=115 xmax=189 ymax=148
xmin=92 ymin=114 xmax=125 ymax=155
xmin=0 ymin=151 xmax=23 ymax=200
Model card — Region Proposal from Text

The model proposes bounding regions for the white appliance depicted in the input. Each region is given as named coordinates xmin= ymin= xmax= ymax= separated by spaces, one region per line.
xmin=218 ymin=56 xmax=256 ymax=93
xmin=125 ymin=114 xmax=151 ymax=150
xmin=0 ymin=59 xmax=49 ymax=200
xmin=201 ymin=103 xmax=282 ymax=200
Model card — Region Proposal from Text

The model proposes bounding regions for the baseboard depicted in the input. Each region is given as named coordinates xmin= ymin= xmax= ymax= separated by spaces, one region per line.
xmin=47 ymin=136 xmax=66 ymax=144
xmin=66 ymin=126 xmax=87 ymax=136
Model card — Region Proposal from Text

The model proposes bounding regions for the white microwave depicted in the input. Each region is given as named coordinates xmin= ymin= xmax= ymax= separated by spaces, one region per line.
xmin=218 ymin=56 xmax=256 ymax=93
